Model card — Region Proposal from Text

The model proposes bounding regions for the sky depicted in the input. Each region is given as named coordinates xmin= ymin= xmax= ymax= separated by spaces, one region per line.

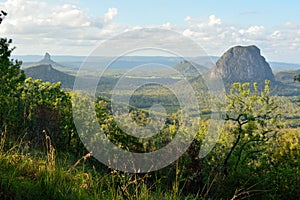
xmin=0 ymin=0 xmax=300 ymax=63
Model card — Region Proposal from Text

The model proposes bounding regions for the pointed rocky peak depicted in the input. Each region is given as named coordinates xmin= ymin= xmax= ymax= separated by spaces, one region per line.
xmin=38 ymin=52 xmax=58 ymax=66
xmin=40 ymin=52 xmax=52 ymax=62
xmin=210 ymin=45 xmax=275 ymax=83
xmin=44 ymin=52 xmax=51 ymax=61
xmin=31 ymin=52 xmax=66 ymax=72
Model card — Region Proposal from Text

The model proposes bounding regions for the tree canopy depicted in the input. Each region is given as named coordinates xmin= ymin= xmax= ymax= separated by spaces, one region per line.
xmin=0 ymin=38 xmax=26 ymax=134
xmin=294 ymin=74 xmax=300 ymax=82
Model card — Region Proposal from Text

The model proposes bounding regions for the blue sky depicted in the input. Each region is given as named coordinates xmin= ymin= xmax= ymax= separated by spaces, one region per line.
xmin=0 ymin=0 xmax=300 ymax=63
xmin=45 ymin=0 xmax=299 ymax=27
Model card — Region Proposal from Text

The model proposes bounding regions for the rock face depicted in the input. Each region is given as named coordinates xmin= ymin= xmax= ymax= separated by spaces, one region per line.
xmin=210 ymin=45 xmax=275 ymax=83
xmin=43 ymin=52 xmax=51 ymax=61
xmin=37 ymin=52 xmax=60 ymax=67
xmin=39 ymin=52 xmax=52 ymax=63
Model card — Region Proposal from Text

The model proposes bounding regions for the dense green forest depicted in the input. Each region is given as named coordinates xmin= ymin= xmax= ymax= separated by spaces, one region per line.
xmin=1 ymin=34 xmax=300 ymax=199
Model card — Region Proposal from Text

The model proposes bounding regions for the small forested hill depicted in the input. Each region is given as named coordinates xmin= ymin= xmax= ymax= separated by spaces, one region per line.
xmin=24 ymin=64 xmax=75 ymax=89
xmin=270 ymin=62 xmax=300 ymax=72
xmin=173 ymin=60 xmax=209 ymax=78
xmin=275 ymin=69 xmax=300 ymax=85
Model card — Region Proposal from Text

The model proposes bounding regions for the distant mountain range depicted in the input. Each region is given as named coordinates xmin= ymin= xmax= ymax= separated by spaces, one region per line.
xmin=173 ymin=60 xmax=209 ymax=77
xmin=275 ymin=69 xmax=300 ymax=85
xmin=21 ymin=47 xmax=300 ymax=95
xmin=16 ymin=54 xmax=300 ymax=72
xmin=269 ymin=62 xmax=300 ymax=72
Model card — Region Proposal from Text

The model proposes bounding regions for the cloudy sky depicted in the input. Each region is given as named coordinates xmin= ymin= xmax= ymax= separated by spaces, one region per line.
xmin=0 ymin=0 xmax=300 ymax=63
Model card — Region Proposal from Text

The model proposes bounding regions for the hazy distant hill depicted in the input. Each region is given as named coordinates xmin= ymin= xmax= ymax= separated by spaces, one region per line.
xmin=275 ymin=69 xmax=300 ymax=85
xmin=24 ymin=64 xmax=75 ymax=89
xmin=173 ymin=60 xmax=209 ymax=77
xmin=18 ymin=48 xmax=300 ymax=96
xmin=270 ymin=62 xmax=300 ymax=72
xmin=22 ymin=53 xmax=62 ymax=68
xmin=16 ymin=54 xmax=300 ymax=73
xmin=20 ymin=53 xmax=78 ymax=75
xmin=189 ymin=56 xmax=219 ymax=68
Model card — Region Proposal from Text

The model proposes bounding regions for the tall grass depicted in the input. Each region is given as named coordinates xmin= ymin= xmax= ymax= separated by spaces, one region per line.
xmin=0 ymin=130 xmax=197 ymax=200
xmin=3 ymin=127 xmax=295 ymax=199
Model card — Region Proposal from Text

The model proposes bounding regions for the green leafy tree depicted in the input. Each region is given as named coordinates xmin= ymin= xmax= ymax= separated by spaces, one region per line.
xmin=21 ymin=78 xmax=74 ymax=150
xmin=223 ymin=80 xmax=281 ymax=176
xmin=294 ymin=74 xmax=300 ymax=82
xmin=0 ymin=38 xmax=26 ymax=137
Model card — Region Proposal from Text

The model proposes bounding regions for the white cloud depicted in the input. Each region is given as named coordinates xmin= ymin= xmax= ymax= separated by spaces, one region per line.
xmin=284 ymin=22 xmax=300 ymax=29
xmin=208 ymin=15 xmax=221 ymax=26
xmin=162 ymin=22 xmax=172 ymax=29
xmin=177 ymin=15 xmax=300 ymax=62
xmin=161 ymin=22 xmax=180 ymax=31
xmin=0 ymin=0 xmax=124 ymax=55
xmin=0 ymin=1 xmax=299 ymax=63
xmin=239 ymin=26 xmax=264 ymax=35
xmin=51 ymin=4 xmax=91 ymax=27
xmin=182 ymin=29 xmax=192 ymax=37
xmin=271 ymin=30 xmax=282 ymax=39
xmin=103 ymin=8 xmax=118 ymax=23
xmin=185 ymin=16 xmax=191 ymax=22
xmin=0 ymin=0 xmax=92 ymax=34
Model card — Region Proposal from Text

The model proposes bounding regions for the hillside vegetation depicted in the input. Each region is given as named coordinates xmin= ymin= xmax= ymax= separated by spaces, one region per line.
xmin=1 ymin=38 xmax=300 ymax=199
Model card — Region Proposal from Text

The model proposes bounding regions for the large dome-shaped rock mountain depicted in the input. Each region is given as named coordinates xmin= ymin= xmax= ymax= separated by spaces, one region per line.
xmin=210 ymin=45 xmax=275 ymax=83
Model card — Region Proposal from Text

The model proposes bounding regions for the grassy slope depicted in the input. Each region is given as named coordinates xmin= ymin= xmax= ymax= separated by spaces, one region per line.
xmin=0 ymin=150 xmax=193 ymax=200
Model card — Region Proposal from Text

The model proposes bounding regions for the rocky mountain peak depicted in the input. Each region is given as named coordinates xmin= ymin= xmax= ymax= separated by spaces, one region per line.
xmin=44 ymin=52 xmax=51 ymax=61
xmin=210 ymin=45 xmax=275 ymax=83
xmin=37 ymin=52 xmax=60 ymax=68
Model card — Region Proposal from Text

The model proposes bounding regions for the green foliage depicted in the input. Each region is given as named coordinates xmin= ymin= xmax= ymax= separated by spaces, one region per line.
xmin=91 ymin=96 xmax=178 ymax=153
xmin=295 ymin=74 xmax=300 ymax=82
xmin=0 ymin=38 xmax=299 ymax=199
xmin=224 ymin=81 xmax=281 ymax=175
xmin=264 ymin=128 xmax=300 ymax=199
xmin=0 ymin=39 xmax=78 ymax=152
xmin=0 ymin=38 xmax=25 ymax=135
xmin=0 ymin=149 xmax=197 ymax=200
xmin=20 ymin=78 xmax=75 ymax=151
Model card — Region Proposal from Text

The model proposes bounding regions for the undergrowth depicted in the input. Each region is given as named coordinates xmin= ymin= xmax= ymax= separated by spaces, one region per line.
xmin=0 ymin=132 xmax=197 ymax=200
